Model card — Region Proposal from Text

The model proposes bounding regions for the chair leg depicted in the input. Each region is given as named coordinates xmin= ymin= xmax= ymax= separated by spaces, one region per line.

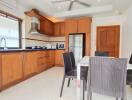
xmin=60 ymin=76 xmax=66 ymax=97
xmin=85 ymin=80 xmax=87 ymax=91
xmin=121 ymin=98 xmax=124 ymax=100
xmin=67 ymin=78 xmax=71 ymax=87
xmin=83 ymin=80 xmax=85 ymax=100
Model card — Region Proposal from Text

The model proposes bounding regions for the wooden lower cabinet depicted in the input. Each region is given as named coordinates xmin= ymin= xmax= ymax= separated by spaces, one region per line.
xmin=0 ymin=50 xmax=56 ymax=91
xmin=1 ymin=53 xmax=23 ymax=88
xmin=37 ymin=51 xmax=48 ymax=72
xmin=37 ymin=50 xmax=55 ymax=72
xmin=48 ymin=50 xmax=55 ymax=67
xmin=55 ymin=50 xmax=64 ymax=67
xmin=23 ymin=52 xmax=38 ymax=78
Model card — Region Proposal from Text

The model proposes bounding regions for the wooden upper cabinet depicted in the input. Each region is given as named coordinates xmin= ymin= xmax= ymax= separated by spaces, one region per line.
xmin=64 ymin=17 xmax=92 ymax=55
xmin=60 ymin=22 xmax=65 ymax=36
xmin=1 ymin=53 xmax=23 ymax=86
xmin=54 ymin=22 xmax=65 ymax=36
xmin=65 ymin=20 xmax=78 ymax=34
xmin=23 ymin=52 xmax=38 ymax=78
xmin=40 ymin=19 xmax=54 ymax=36
xmin=78 ymin=17 xmax=92 ymax=33
xmin=54 ymin=23 xmax=60 ymax=36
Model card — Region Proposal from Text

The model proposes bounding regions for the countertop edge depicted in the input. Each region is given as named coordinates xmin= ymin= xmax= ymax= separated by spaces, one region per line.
xmin=0 ymin=49 xmax=65 ymax=53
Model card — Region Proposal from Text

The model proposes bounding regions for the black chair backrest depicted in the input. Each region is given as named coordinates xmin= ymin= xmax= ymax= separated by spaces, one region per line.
xmin=95 ymin=51 xmax=109 ymax=57
xmin=129 ymin=54 xmax=132 ymax=64
xmin=63 ymin=52 xmax=72 ymax=74
xmin=69 ymin=52 xmax=76 ymax=68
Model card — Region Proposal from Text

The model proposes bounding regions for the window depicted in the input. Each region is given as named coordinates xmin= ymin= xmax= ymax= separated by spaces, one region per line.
xmin=0 ymin=10 xmax=22 ymax=49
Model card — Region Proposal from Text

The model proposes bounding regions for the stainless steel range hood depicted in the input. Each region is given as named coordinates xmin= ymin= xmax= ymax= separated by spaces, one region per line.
xmin=29 ymin=17 xmax=41 ymax=35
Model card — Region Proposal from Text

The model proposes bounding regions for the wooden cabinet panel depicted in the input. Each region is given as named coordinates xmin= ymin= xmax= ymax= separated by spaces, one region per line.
xmin=54 ymin=23 xmax=60 ymax=36
xmin=55 ymin=50 xmax=64 ymax=66
xmin=1 ymin=53 xmax=23 ymax=86
xmin=77 ymin=18 xmax=91 ymax=33
xmin=40 ymin=19 xmax=54 ymax=36
xmin=65 ymin=20 xmax=78 ymax=34
xmin=49 ymin=50 xmax=55 ymax=67
xmin=37 ymin=50 xmax=55 ymax=72
xmin=60 ymin=22 xmax=65 ymax=36
xmin=24 ymin=52 xmax=38 ymax=77
xmin=54 ymin=22 xmax=65 ymax=36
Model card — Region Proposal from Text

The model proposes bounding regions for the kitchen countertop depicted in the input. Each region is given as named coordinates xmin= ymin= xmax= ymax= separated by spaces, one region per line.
xmin=0 ymin=49 xmax=65 ymax=53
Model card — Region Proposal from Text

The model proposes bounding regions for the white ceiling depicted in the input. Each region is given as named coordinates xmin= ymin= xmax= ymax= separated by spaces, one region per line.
xmin=17 ymin=0 xmax=132 ymax=20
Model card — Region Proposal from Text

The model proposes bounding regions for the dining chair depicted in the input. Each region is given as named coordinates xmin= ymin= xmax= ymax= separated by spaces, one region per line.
xmin=95 ymin=51 xmax=109 ymax=56
xmin=88 ymin=57 xmax=127 ymax=100
xmin=60 ymin=52 xmax=87 ymax=100
xmin=129 ymin=54 xmax=132 ymax=64
xmin=127 ymin=54 xmax=132 ymax=87
xmin=67 ymin=52 xmax=88 ymax=87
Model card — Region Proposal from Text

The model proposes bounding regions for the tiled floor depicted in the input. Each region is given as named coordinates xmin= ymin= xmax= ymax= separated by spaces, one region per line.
xmin=0 ymin=67 xmax=132 ymax=100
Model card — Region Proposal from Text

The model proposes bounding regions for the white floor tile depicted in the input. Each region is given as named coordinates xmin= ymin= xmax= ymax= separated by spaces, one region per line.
xmin=0 ymin=67 xmax=131 ymax=100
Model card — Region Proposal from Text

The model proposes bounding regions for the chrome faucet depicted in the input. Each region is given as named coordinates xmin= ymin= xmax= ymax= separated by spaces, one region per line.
xmin=0 ymin=37 xmax=7 ymax=50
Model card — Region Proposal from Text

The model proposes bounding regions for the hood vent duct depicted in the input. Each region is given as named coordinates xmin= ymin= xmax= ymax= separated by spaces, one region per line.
xmin=29 ymin=17 xmax=41 ymax=35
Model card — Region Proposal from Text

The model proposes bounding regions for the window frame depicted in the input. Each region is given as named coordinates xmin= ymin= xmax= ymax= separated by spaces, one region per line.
xmin=0 ymin=10 xmax=22 ymax=49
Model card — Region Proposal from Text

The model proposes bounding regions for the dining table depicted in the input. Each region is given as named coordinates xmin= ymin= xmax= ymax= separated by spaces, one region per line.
xmin=76 ymin=56 xmax=132 ymax=100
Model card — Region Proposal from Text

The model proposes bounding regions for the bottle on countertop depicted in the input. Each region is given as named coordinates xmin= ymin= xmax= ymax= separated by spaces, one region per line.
xmin=56 ymin=43 xmax=58 ymax=49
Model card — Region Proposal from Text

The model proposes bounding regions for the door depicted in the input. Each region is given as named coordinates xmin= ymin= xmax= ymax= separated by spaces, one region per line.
xmin=97 ymin=25 xmax=120 ymax=57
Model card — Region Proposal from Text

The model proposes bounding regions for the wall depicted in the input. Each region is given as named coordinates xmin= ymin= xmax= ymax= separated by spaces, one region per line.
xmin=91 ymin=15 xmax=123 ymax=57
xmin=121 ymin=5 xmax=132 ymax=58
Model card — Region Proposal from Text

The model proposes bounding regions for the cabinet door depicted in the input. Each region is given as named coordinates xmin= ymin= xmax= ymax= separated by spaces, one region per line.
xmin=37 ymin=51 xmax=47 ymax=72
xmin=40 ymin=19 xmax=46 ymax=34
xmin=2 ymin=53 xmax=23 ymax=86
xmin=40 ymin=19 xmax=54 ymax=36
xmin=49 ymin=50 xmax=55 ymax=67
xmin=77 ymin=17 xmax=91 ymax=33
xmin=60 ymin=22 xmax=65 ymax=36
xmin=55 ymin=50 xmax=64 ymax=66
xmin=24 ymin=52 xmax=37 ymax=77
xmin=65 ymin=20 xmax=78 ymax=34
xmin=47 ymin=20 xmax=54 ymax=36
xmin=54 ymin=23 xmax=60 ymax=36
